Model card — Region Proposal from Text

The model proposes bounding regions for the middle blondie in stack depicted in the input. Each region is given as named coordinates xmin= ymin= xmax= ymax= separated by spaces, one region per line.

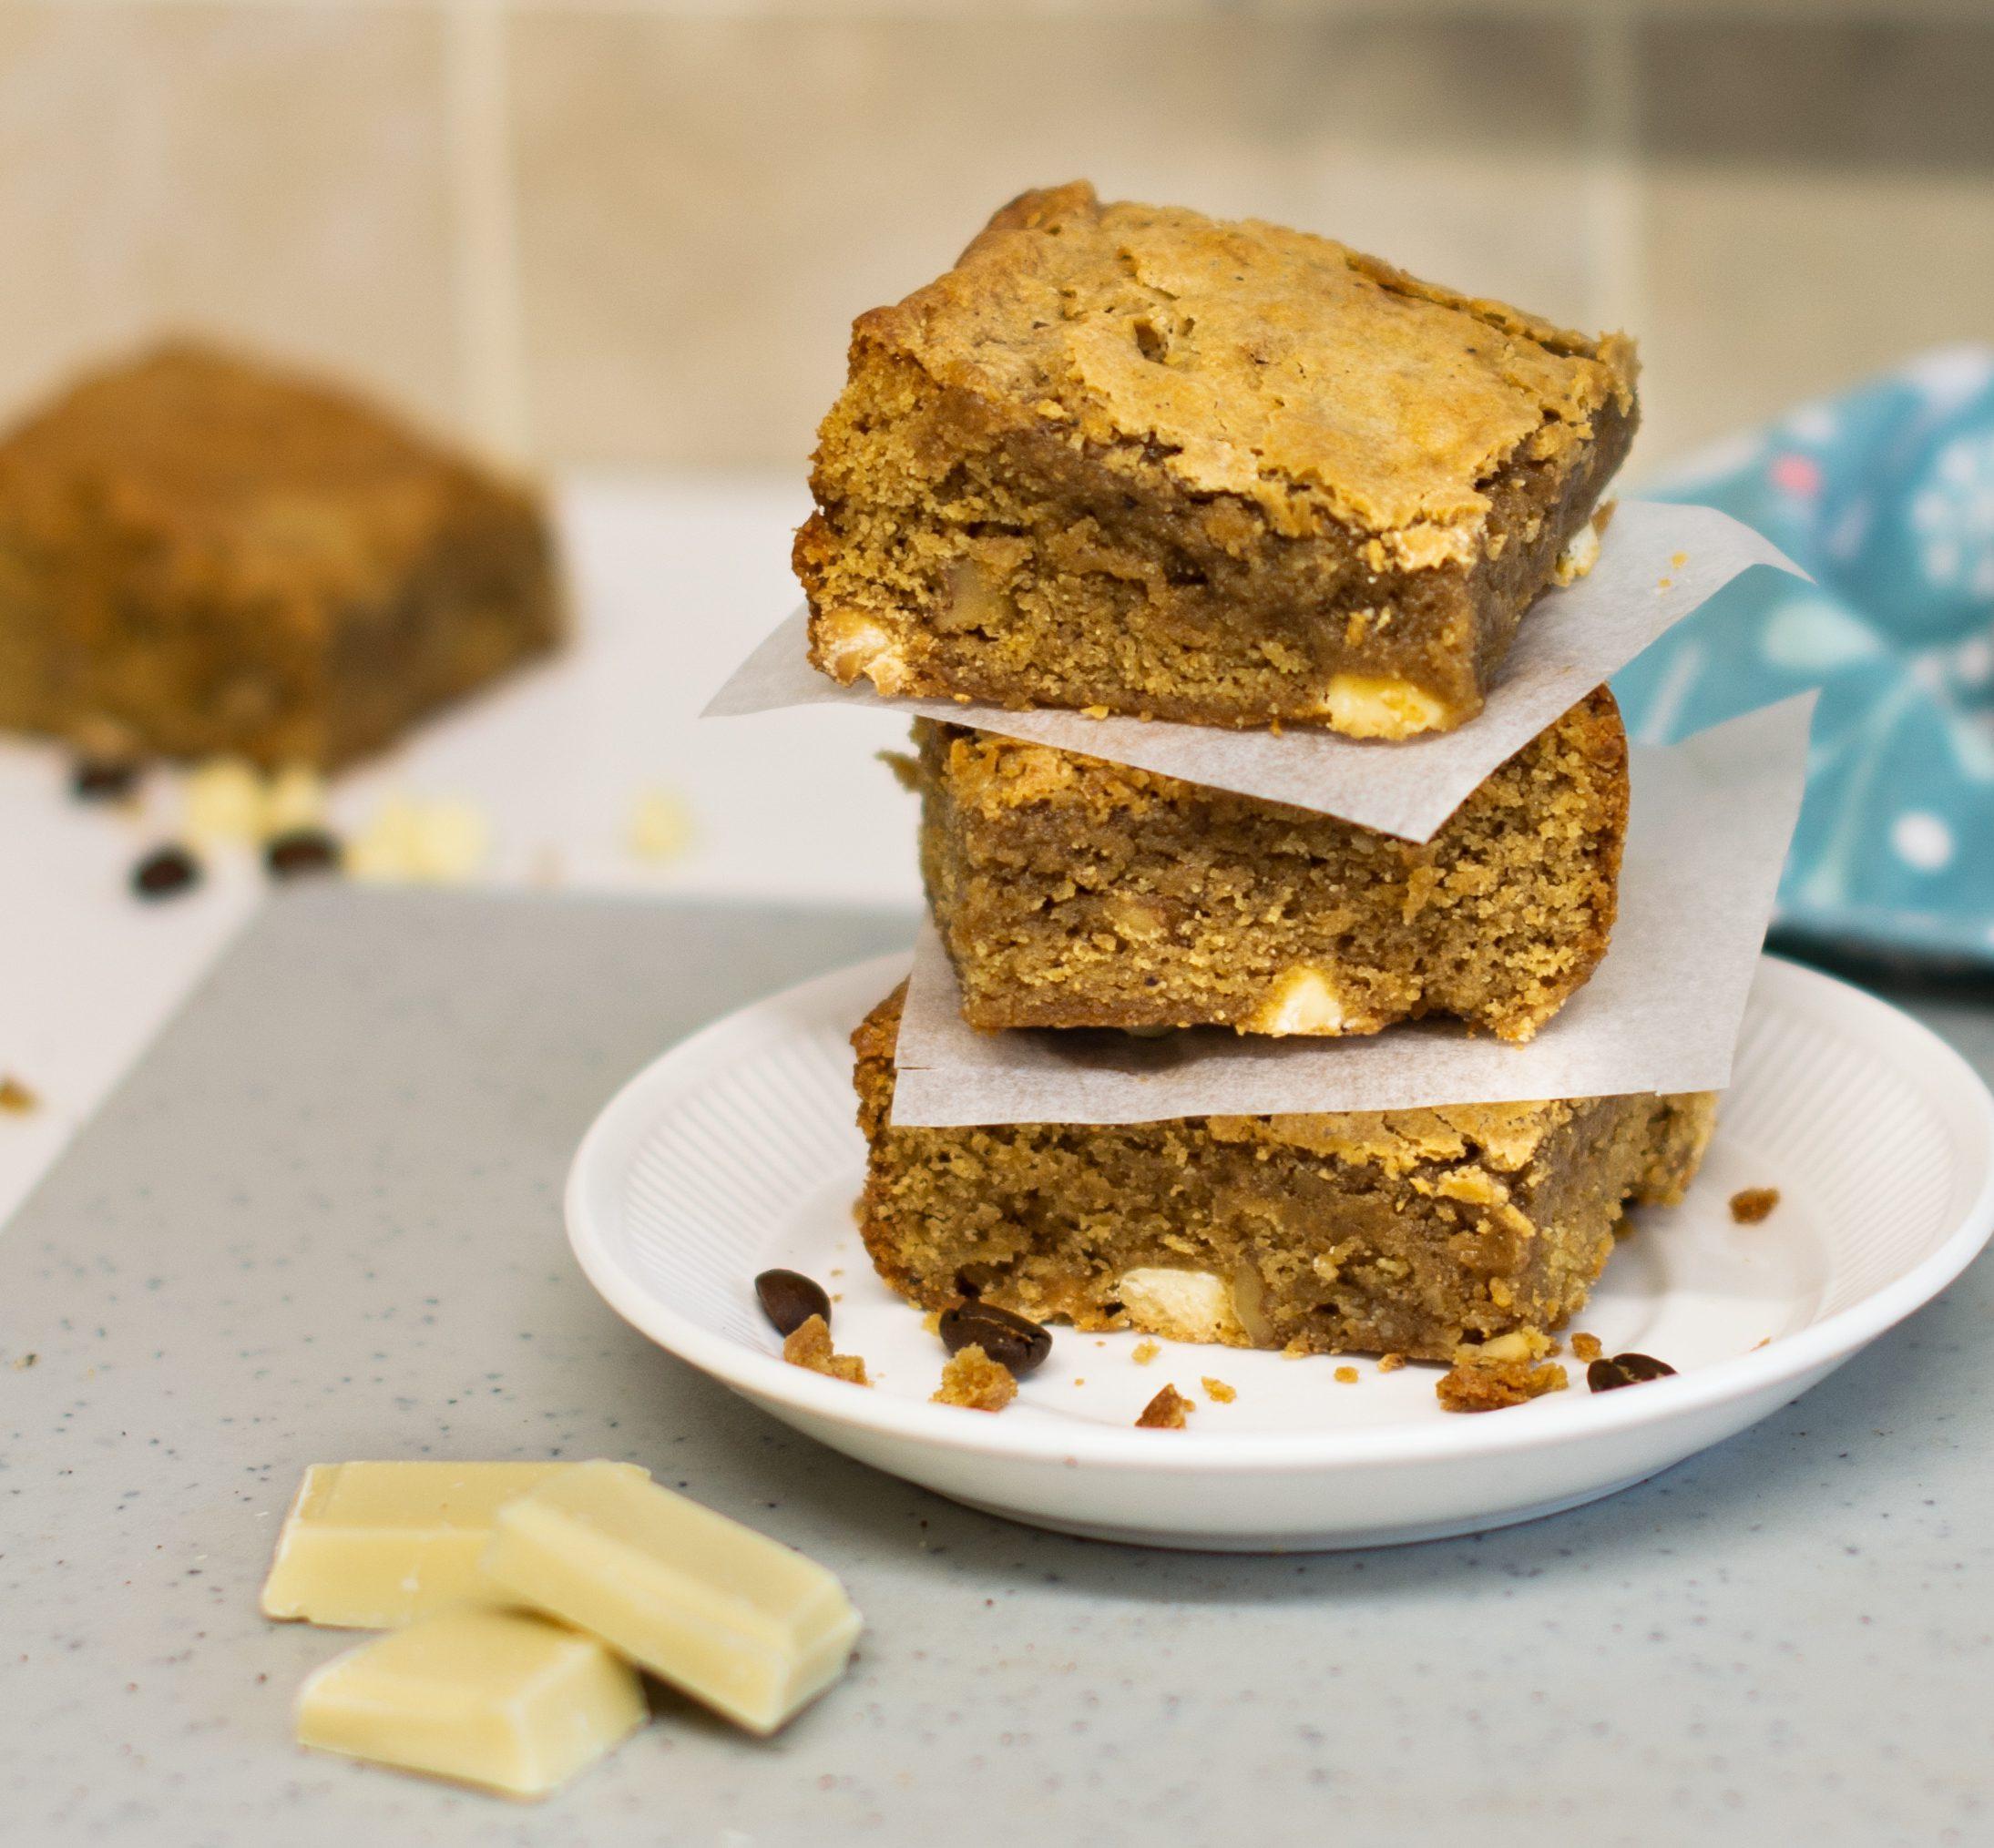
xmin=798 ymin=184 xmax=1715 ymax=1371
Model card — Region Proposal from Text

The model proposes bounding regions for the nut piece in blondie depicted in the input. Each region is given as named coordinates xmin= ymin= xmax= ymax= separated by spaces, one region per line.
xmin=798 ymin=181 xmax=1636 ymax=736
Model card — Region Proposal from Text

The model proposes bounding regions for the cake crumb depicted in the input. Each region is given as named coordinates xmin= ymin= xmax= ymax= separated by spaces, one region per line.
xmin=1729 ymin=1186 xmax=1781 ymax=1224
xmin=1436 ymin=1358 xmax=1569 ymax=1414
xmin=1376 ymin=1352 xmax=1406 ymax=1373
xmin=932 ymin=1344 xmax=1017 ymax=1413
xmin=1334 ymin=1365 xmax=1359 ymax=1384
xmin=1136 ymin=1384 xmax=1193 ymax=1430
xmin=1201 ymin=1376 xmax=1236 ymax=1404
xmin=0 ymin=1076 xmax=38 ymax=1115
xmin=1130 ymin=1339 xmax=1160 ymax=1366
xmin=1571 ymin=1332 xmax=1604 ymax=1362
xmin=921 ymin=1309 xmax=943 ymax=1336
xmin=782 ymin=1313 xmax=870 ymax=1386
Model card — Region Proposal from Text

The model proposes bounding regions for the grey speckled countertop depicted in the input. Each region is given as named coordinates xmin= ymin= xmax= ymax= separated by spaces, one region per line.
xmin=5 ymin=888 xmax=1994 ymax=1847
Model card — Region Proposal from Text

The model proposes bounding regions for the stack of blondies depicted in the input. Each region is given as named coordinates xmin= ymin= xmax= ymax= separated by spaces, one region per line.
xmin=794 ymin=183 xmax=1715 ymax=1391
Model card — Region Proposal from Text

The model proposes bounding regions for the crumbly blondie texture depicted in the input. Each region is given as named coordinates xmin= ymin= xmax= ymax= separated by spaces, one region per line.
xmin=1135 ymin=1385 xmax=1194 ymax=1430
xmin=782 ymin=1314 xmax=870 ymax=1385
xmin=915 ymin=687 xmax=1626 ymax=1044
xmin=0 ymin=342 xmax=562 ymax=769
xmin=798 ymin=181 xmax=1636 ymax=738
xmin=1729 ymin=1186 xmax=1780 ymax=1224
xmin=931 ymin=1345 xmax=1017 ymax=1412
xmin=1435 ymin=1356 xmax=1570 ymax=1413
xmin=853 ymin=987 xmax=1713 ymax=1363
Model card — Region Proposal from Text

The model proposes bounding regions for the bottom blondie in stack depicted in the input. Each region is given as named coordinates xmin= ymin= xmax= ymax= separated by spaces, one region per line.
xmin=853 ymin=985 xmax=1713 ymax=1366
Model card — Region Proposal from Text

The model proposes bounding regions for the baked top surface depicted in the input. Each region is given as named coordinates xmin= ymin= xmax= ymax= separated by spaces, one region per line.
xmin=861 ymin=180 xmax=1636 ymax=543
xmin=0 ymin=342 xmax=521 ymax=541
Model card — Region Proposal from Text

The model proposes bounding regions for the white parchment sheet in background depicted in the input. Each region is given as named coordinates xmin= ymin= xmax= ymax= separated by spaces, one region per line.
xmin=887 ymin=697 xmax=1815 ymax=1126
xmin=706 ymin=501 xmax=1804 ymax=842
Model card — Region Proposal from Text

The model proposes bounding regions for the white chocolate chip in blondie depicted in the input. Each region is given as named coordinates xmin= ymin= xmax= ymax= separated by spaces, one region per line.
xmin=1376 ymin=518 xmax=1479 ymax=573
xmin=1245 ymin=966 xmax=1348 ymax=1036
xmin=1103 ymin=894 xmax=1168 ymax=942
xmin=1115 ymin=1269 xmax=1247 ymax=1345
xmin=1552 ymin=518 xmax=1602 ymax=587
xmin=1314 ymin=673 xmax=1450 ymax=740
xmin=815 ymin=610 xmax=909 ymax=694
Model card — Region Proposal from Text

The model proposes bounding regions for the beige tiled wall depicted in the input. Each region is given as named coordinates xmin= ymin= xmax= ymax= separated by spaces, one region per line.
xmin=0 ymin=4 xmax=463 ymax=435
xmin=0 ymin=1 xmax=1987 ymax=480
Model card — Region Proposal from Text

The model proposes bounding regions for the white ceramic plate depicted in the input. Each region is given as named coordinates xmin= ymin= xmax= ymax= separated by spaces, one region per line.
xmin=567 ymin=952 xmax=1994 ymax=1551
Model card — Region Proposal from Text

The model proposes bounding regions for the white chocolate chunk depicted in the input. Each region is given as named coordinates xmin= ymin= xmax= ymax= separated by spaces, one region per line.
xmin=482 ymin=1461 xmax=861 ymax=1736
xmin=261 ymin=1461 xmax=649 ymax=1629
xmin=627 ymin=786 xmax=695 ymax=864
xmin=1116 ymin=1269 xmax=1247 ymax=1344
xmin=295 ymin=1606 xmax=646 ymax=1800
xmin=264 ymin=765 xmax=327 ymax=835
xmin=1245 ymin=966 xmax=1348 ymax=1036
xmin=1314 ymin=673 xmax=1451 ymax=740
xmin=181 ymin=758 xmax=268 ymax=844
xmin=1552 ymin=519 xmax=1602 ymax=586
xmin=815 ymin=610 xmax=909 ymax=694
xmin=345 ymin=795 xmax=492 ymax=884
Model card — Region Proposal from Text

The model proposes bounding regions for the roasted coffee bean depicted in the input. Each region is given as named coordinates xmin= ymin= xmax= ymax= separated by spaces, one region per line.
xmin=1587 ymin=1351 xmax=1678 ymax=1393
xmin=755 ymin=1269 xmax=831 ymax=1337
xmin=132 ymin=844 xmax=201 ymax=900
xmin=938 ymin=1301 xmax=1052 ymax=1377
xmin=72 ymin=757 xmax=142 ymax=801
xmin=265 ymin=827 xmax=343 ymax=881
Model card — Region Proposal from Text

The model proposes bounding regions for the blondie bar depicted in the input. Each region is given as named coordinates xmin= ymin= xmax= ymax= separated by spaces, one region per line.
xmin=915 ymin=687 xmax=1626 ymax=1044
xmin=854 ymin=987 xmax=1713 ymax=1362
xmin=0 ymin=342 xmax=562 ymax=769
xmin=798 ymin=181 xmax=1635 ymax=739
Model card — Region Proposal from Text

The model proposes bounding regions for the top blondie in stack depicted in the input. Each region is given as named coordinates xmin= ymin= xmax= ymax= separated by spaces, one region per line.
xmin=792 ymin=184 xmax=1714 ymax=1388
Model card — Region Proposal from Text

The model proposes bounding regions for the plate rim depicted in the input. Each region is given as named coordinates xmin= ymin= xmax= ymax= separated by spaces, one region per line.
xmin=565 ymin=950 xmax=1994 ymax=1475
